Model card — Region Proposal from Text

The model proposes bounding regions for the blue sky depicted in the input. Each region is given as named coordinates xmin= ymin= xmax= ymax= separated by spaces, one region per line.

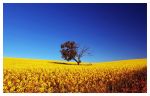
xmin=3 ymin=3 xmax=147 ymax=62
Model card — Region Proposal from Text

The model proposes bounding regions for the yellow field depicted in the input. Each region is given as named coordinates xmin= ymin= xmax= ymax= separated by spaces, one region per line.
xmin=3 ymin=57 xmax=147 ymax=93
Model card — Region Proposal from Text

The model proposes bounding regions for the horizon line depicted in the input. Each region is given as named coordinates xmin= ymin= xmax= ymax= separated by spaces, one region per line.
xmin=3 ymin=56 xmax=147 ymax=63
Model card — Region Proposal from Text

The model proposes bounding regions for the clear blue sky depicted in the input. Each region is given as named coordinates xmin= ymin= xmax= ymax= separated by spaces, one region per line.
xmin=3 ymin=3 xmax=147 ymax=62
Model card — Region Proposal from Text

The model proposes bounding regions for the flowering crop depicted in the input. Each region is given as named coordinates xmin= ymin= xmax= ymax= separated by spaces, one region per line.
xmin=3 ymin=58 xmax=147 ymax=93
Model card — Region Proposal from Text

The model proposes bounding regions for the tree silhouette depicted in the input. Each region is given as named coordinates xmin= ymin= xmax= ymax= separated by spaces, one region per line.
xmin=60 ymin=41 xmax=89 ymax=65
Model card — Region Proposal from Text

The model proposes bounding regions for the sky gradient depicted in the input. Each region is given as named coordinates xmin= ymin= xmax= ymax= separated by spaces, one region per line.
xmin=3 ymin=3 xmax=147 ymax=62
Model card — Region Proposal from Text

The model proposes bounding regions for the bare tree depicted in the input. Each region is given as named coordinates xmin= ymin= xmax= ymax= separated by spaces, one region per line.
xmin=60 ymin=41 xmax=90 ymax=65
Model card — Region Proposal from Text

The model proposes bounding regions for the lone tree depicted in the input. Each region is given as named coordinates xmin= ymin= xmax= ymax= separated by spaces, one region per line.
xmin=60 ymin=41 xmax=89 ymax=65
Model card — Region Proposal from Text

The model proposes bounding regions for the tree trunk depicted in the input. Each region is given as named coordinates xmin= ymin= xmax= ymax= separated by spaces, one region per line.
xmin=73 ymin=58 xmax=80 ymax=65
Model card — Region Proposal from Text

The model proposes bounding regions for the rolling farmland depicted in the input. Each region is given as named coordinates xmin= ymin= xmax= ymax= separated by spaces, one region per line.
xmin=3 ymin=58 xmax=147 ymax=93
